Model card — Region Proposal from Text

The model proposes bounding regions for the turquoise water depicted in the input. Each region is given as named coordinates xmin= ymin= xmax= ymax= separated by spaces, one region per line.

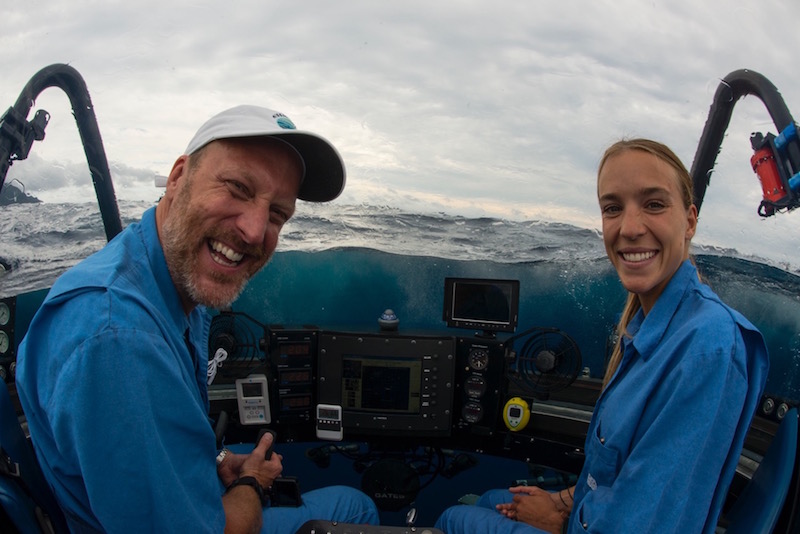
xmin=3 ymin=200 xmax=799 ymax=400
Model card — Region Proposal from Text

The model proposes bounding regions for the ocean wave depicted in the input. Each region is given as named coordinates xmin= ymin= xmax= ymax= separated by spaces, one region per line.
xmin=1 ymin=199 xmax=797 ymax=297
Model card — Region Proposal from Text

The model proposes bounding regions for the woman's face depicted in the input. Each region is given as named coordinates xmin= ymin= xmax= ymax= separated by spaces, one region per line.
xmin=598 ymin=149 xmax=697 ymax=314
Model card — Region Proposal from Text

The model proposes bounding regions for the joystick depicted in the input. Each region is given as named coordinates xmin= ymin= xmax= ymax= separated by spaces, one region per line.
xmin=256 ymin=428 xmax=276 ymax=460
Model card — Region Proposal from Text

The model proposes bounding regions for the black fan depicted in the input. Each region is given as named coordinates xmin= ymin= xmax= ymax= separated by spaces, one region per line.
xmin=207 ymin=311 xmax=267 ymax=384
xmin=508 ymin=327 xmax=582 ymax=399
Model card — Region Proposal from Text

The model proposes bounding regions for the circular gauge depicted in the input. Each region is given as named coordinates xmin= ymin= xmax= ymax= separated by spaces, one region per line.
xmin=468 ymin=348 xmax=489 ymax=371
xmin=0 ymin=331 xmax=9 ymax=355
xmin=464 ymin=374 xmax=487 ymax=398
xmin=461 ymin=401 xmax=484 ymax=424
xmin=0 ymin=302 xmax=9 ymax=326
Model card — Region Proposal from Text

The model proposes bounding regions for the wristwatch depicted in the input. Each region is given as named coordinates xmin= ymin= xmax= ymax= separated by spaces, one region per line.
xmin=225 ymin=476 xmax=267 ymax=506
xmin=216 ymin=448 xmax=230 ymax=466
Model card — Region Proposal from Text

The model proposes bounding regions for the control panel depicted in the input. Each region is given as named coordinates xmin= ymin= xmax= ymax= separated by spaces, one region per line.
xmin=317 ymin=331 xmax=456 ymax=437
xmin=453 ymin=337 xmax=507 ymax=436
xmin=0 ymin=297 xmax=15 ymax=382
xmin=268 ymin=328 xmax=318 ymax=424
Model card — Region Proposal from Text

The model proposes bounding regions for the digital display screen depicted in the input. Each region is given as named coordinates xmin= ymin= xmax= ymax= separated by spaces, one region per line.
xmin=280 ymin=369 xmax=312 ymax=385
xmin=280 ymin=395 xmax=311 ymax=410
xmin=443 ymin=277 xmax=520 ymax=333
xmin=279 ymin=342 xmax=311 ymax=356
xmin=241 ymin=382 xmax=263 ymax=398
xmin=318 ymin=407 xmax=340 ymax=419
xmin=341 ymin=355 xmax=421 ymax=413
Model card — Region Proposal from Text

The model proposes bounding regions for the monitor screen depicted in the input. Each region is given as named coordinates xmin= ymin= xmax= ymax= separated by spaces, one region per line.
xmin=443 ymin=277 xmax=520 ymax=333
xmin=341 ymin=355 xmax=422 ymax=413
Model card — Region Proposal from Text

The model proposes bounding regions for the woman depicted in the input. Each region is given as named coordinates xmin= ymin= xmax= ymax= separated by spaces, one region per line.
xmin=435 ymin=139 xmax=769 ymax=533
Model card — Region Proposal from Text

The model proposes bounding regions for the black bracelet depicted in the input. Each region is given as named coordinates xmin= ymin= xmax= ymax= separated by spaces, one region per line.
xmin=558 ymin=490 xmax=569 ymax=508
xmin=225 ymin=476 xmax=267 ymax=506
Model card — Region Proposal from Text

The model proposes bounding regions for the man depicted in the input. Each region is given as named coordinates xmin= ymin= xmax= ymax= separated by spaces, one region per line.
xmin=16 ymin=105 xmax=379 ymax=533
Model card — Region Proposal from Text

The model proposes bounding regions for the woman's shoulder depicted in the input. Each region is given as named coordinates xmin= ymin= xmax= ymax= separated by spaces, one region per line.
xmin=674 ymin=280 xmax=766 ymax=369
xmin=689 ymin=279 xmax=760 ymax=334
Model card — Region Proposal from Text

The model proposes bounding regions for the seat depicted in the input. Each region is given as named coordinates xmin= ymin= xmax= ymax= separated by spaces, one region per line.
xmin=0 ymin=381 xmax=67 ymax=533
xmin=723 ymin=407 xmax=798 ymax=534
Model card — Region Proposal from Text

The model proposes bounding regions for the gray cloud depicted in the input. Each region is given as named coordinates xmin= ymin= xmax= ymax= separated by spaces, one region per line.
xmin=2 ymin=0 xmax=799 ymax=267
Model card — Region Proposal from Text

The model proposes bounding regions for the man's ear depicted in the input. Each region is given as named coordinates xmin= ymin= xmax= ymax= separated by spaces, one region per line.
xmin=165 ymin=155 xmax=189 ymax=195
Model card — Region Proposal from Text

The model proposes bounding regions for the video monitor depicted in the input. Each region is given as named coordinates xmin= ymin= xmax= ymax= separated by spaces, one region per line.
xmin=443 ymin=277 xmax=520 ymax=334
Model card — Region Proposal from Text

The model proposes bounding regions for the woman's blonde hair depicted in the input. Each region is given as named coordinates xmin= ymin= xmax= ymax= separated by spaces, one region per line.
xmin=599 ymin=139 xmax=695 ymax=388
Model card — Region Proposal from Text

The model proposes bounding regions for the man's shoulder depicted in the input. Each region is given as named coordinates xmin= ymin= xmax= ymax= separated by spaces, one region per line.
xmin=47 ymin=218 xmax=155 ymax=303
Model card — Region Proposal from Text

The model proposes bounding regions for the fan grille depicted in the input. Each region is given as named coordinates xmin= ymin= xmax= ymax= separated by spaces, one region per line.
xmin=208 ymin=311 xmax=267 ymax=384
xmin=508 ymin=327 xmax=582 ymax=399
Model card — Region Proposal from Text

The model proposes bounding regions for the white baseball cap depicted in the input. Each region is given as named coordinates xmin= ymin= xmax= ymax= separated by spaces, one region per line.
xmin=184 ymin=105 xmax=345 ymax=202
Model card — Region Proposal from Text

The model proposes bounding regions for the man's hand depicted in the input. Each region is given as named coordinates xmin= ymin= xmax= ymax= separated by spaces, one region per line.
xmin=217 ymin=432 xmax=283 ymax=489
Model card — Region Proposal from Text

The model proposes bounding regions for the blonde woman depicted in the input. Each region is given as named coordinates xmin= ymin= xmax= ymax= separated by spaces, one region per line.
xmin=436 ymin=139 xmax=769 ymax=533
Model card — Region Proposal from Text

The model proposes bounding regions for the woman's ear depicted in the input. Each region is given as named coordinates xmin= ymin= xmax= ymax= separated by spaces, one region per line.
xmin=686 ymin=204 xmax=698 ymax=240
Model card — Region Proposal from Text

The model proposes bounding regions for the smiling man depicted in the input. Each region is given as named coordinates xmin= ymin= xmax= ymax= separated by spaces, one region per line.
xmin=16 ymin=106 xmax=378 ymax=533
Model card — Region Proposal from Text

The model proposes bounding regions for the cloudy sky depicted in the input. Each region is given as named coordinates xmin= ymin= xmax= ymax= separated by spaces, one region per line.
xmin=3 ymin=0 xmax=800 ymax=268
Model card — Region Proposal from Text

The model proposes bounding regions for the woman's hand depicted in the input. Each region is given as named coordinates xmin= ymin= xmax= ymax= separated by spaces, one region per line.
xmin=497 ymin=486 xmax=569 ymax=534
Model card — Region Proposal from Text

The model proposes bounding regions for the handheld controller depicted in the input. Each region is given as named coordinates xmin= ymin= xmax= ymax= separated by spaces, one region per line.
xmin=253 ymin=428 xmax=302 ymax=506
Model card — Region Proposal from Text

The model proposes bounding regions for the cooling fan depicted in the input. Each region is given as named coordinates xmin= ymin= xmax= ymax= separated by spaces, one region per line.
xmin=207 ymin=311 xmax=267 ymax=384
xmin=508 ymin=327 xmax=582 ymax=399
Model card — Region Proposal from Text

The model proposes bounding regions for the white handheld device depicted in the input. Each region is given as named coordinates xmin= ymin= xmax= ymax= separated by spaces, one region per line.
xmin=235 ymin=374 xmax=271 ymax=425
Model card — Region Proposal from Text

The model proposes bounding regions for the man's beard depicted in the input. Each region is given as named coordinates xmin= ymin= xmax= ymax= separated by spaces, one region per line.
xmin=161 ymin=184 xmax=270 ymax=310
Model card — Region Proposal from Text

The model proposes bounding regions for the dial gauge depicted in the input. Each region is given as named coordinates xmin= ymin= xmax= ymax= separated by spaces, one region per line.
xmin=461 ymin=401 xmax=484 ymax=424
xmin=468 ymin=348 xmax=489 ymax=371
xmin=0 ymin=302 xmax=9 ymax=326
xmin=0 ymin=331 xmax=9 ymax=354
xmin=464 ymin=374 xmax=487 ymax=398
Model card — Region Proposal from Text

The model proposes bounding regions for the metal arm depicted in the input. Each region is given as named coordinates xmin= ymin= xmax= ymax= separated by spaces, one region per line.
xmin=0 ymin=64 xmax=122 ymax=241
xmin=690 ymin=69 xmax=800 ymax=215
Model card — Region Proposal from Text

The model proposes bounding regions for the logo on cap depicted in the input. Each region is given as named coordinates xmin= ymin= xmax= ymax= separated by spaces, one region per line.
xmin=274 ymin=114 xmax=296 ymax=130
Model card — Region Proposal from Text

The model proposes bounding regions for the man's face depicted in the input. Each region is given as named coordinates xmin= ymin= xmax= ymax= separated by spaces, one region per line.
xmin=158 ymin=137 xmax=302 ymax=312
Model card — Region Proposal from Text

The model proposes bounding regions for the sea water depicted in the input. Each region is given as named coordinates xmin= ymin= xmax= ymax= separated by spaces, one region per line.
xmin=1 ymin=200 xmax=799 ymax=400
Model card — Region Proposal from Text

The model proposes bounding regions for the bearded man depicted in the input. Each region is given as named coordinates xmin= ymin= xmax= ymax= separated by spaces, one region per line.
xmin=16 ymin=106 xmax=379 ymax=533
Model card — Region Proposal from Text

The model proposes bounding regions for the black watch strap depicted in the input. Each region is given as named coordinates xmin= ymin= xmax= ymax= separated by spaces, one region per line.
xmin=225 ymin=476 xmax=267 ymax=506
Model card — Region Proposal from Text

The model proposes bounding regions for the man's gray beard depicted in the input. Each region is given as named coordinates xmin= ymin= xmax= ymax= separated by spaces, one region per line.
xmin=190 ymin=251 xmax=274 ymax=310
xmin=160 ymin=212 xmax=246 ymax=311
xmin=185 ymin=269 xmax=245 ymax=311
xmin=163 ymin=235 xmax=253 ymax=311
